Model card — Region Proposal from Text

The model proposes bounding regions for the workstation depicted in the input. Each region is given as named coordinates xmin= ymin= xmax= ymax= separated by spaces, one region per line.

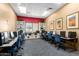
xmin=41 ymin=31 xmax=78 ymax=51
xmin=0 ymin=3 xmax=79 ymax=56
xmin=0 ymin=31 xmax=25 ymax=55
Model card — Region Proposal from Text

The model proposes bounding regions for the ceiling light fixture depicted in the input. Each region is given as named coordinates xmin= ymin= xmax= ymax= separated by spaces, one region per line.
xmin=18 ymin=6 xmax=26 ymax=14
xmin=42 ymin=8 xmax=53 ymax=17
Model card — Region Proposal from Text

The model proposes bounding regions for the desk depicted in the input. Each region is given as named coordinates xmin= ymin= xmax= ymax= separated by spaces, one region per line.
xmin=61 ymin=37 xmax=78 ymax=51
xmin=0 ymin=37 xmax=18 ymax=48
xmin=0 ymin=37 xmax=18 ymax=55
xmin=61 ymin=37 xmax=77 ymax=40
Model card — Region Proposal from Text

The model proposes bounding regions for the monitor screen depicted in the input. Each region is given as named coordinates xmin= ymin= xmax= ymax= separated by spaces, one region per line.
xmin=0 ymin=32 xmax=5 ymax=45
xmin=60 ymin=31 xmax=66 ymax=37
xmin=0 ymin=33 xmax=2 ymax=45
xmin=68 ymin=32 xmax=77 ymax=38
xmin=1 ymin=32 xmax=5 ymax=44
xmin=13 ymin=32 xmax=17 ymax=37
xmin=4 ymin=32 xmax=9 ymax=43
xmin=9 ymin=32 xmax=17 ymax=39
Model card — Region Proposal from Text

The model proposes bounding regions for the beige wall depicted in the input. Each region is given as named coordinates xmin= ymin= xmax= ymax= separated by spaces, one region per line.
xmin=45 ymin=3 xmax=79 ymax=49
xmin=0 ymin=3 xmax=17 ymax=32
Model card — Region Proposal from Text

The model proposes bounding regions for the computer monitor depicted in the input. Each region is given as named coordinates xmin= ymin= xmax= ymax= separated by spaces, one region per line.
xmin=13 ymin=32 xmax=17 ymax=37
xmin=60 ymin=31 xmax=66 ymax=37
xmin=50 ymin=31 xmax=53 ymax=33
xmin=1 ymin=32 xmax=5 ymax=44
xmin=0 ymin=32 xmax=6 ymax=45
xmin=68 ymin=32 xmax=77 ymax=38
xmin=4 ymin=32 xmax=9 ymax=43
xmin=0 ymin=33 xmax=2 ymax=46
xmin=9 ymin=32 xmax=17 ymax=39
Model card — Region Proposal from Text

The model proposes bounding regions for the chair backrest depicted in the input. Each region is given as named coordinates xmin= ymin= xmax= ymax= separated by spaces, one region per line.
xmin=68 ymin=32 xmax=77 ymax=38
xmin=18 ymin=30 xmax=23 ymax=35
xmin=54 ymin=34 xmax=61 ymax=43
xmin=60 ymin=31 xmax=66 ymax=37
xmin=47 ymin=32 xmax=52 ymax=39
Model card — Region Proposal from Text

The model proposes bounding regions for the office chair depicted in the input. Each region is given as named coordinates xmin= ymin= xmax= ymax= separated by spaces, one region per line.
xmin=18 ymin=30 xmax=25 ymax=50
xmin=34 ymin=31 xmax=38 ymax=38
xmin=42 ymin=31 xmax=48 ymax=40
xmin=54 ymin=34 xmax=65 ymax=50
xmin=13 ymin=32 xmax=21 ymax=49
xmin=7 ymin=32 xmax=19 ymax=56
xmin=47 ymin=32 xmax=54 ymax=42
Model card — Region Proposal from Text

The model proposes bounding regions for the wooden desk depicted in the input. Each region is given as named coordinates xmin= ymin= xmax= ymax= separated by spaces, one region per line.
xmin=61 ymin=37 xmax=78 ymax=51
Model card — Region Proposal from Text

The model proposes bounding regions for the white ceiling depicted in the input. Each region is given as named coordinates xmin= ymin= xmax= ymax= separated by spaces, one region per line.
xmin=10 ymin=3 xmax=66 ymax=18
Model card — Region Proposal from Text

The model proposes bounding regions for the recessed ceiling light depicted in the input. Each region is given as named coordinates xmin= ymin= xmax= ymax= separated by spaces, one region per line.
xmin=18 ymin=6 xmax=26 ymax=14
xmin=42 ymin=8 xmax=53 ymax=17
xmin=42 ymin=11 xmax=49 ymax=16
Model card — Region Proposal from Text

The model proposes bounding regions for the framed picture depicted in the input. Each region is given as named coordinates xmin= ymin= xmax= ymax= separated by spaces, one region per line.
xmin=49 ymin=20 xmax=54 ymax=30
xmin=56 ymin=18 xmax=63 ymax=29
xmin=67 ymin=12 xmax=79 ymax=29
xmin=26 ymin=23 xmax=33 ymax=32
xmin=33 ymin=23 xmax=39 ymax=32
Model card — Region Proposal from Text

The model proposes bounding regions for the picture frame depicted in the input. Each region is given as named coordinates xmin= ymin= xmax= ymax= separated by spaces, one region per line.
xmin=67 ymin=12 xmax=79 ymax=29
xmin=26 ymin=23 xmax=33 ymax=32
xmin=33 ymin=23 xmax=39 ymax=32
xmin=56 ymin=18 xmax=63 ymax=29
xmin=49 ymin=20 xmax=54 ymax=30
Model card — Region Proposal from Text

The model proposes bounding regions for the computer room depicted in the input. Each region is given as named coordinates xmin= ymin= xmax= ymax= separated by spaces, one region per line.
xmin=0 ymin=3 xmax=79 ymax=56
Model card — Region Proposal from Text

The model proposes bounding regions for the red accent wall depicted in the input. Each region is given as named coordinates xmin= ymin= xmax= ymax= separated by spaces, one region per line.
xmin=17 ymin=16 xmax=44 ymax=23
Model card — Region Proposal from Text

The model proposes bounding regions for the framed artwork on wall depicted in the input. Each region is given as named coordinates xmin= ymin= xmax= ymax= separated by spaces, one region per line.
xmin=67 ymin=12 xmax=79 ymax=29
xmin=16 ymin=21 xmax=25 ymax=31
xmin=49 ymin=20 xmax=54 ymax=30
xmin=26 ymin=23 xmax=33 ymax=32
xmin=56 ymin=18 xmax=63 ymax=29
xmin=33 ymin=23 xmax=39 ymax=32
